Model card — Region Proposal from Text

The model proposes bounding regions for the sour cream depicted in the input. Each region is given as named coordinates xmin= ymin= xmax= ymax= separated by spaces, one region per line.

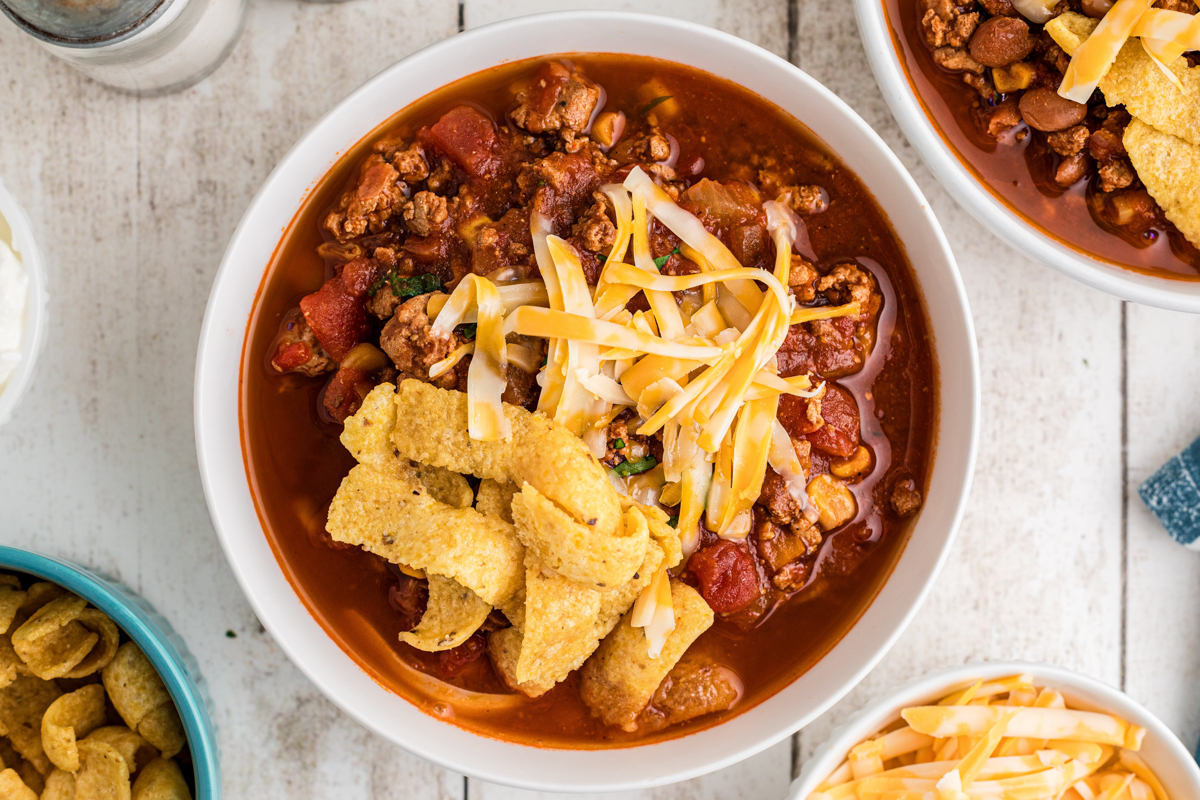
xmin=0 ymin=237 xmax=27 ymax=392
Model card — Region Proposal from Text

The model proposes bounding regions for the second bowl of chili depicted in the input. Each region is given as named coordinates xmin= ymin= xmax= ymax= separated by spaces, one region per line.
xmin=855 ymin=0 xmax=1200 ymax=312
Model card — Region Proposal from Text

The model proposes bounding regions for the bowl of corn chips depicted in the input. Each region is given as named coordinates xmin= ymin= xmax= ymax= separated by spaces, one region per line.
xmin=788 ymin=662 xmax=1200 ymax=800
xmin=0 ymin=545 xmax=219 ymax=800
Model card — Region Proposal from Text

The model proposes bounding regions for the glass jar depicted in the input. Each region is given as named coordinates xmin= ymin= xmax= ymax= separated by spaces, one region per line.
xmin=0 ymin=0 xmax=248 ymax=95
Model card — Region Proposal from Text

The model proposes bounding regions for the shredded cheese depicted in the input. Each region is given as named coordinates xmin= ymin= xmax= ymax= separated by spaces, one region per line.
xmin=630 ymin=566 xmax=675 ymax=658
xmin=429 ymin=342 xmax=474 ymax=379
xmin=1012 ymin=0 xmax=1059 ymax=23
xmin=811 ymin=675 xmax=1156 ymax=800
xmin=630 ymin=188 xmax=686 ymax=340
xmin=427 ymin=281 xmax=549 ymax=322
xmin=1058 ymin=0 xmax=1165 ymax=102
xmin=430 ymin=165 xmax=888 ymax=649
xmin=1133 ymin=8 xmax=1200 ymax=52
xmin=430 ymin=275 xmax=511 ymax=440
xmin=546 ymin=235 xmax=606 ymax=447
xmin=505 ymin=306 xmax=726 ymax=360
xmin=676 ymin=421 xmax=712 ymax=559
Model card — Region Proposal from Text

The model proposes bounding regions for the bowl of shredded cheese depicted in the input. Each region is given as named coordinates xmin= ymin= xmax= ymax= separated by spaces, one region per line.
xmin=0 ymin=179 xmax=47 ymax=428
xmin=788 ymin=662 xmax=1200 ymax=800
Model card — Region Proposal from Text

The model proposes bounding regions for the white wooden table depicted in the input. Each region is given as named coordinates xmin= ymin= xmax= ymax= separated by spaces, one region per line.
xmin=2 ymin=1 xmax=1198 ymax=797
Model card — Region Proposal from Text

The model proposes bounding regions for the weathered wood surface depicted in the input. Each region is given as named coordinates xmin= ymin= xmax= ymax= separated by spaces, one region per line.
xmin=0 ymin=0 xmax=1197 ymax=797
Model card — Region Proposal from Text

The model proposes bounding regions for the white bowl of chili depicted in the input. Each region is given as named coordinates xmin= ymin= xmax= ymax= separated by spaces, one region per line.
xmin=195 ymin=10 xmax=979 ymax=791
xmin=854 ymin=0 xmax=1200 ymax=312
xmin=788 ymin=662 xmax=1200 ymax=800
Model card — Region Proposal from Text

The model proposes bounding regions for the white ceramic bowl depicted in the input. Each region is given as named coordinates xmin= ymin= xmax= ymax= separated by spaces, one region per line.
xmin=787 ymin=661 xmax=1200 ymax=800
xmin=853 ymin=1 xmax=1200 ymax=313
xmin=0 ymin=180 xmax=48 ymax=428
xmin=195 ymin=11 xmax=980 ymax=791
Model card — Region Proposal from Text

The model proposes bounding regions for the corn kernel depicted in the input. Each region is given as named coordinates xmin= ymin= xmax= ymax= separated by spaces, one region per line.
xmin=830 ymin=446 xmax=872 ymax=479
xmin=807 ymin=474 xmax=857 ymax=531
xmin=993 ymin=62 xmax=1036 ymax=94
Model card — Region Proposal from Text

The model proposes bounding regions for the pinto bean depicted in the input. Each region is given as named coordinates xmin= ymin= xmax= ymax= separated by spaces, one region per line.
xmin=969 ymin=17 xmax=1034 ymax=67
xmin=1055 ymin=153 xmax=1091 ymax=187
xmin=979 ymin=0 xmax=1018 ymax=16
xmin=1018 ymin=87 xmax=1088 ymax=132
xmin=1082 ymin=0 xmax=1115 ymax=18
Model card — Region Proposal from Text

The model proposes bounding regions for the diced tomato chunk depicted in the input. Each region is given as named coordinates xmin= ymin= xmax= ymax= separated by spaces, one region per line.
xmin=339 ymin=257 xmax=382 ymax=298
xmin=388 ymin=573 xmax=429 ymax=631
xmin=425 ymin=106 xmax=498 ymax=178
xmin=519 ymin=62 xmax=571 ymax=128
xmin=806 ymin=384 xmax=860 ymax=458
xmin=688 ymin=540 xmax=759 ymax=613
xmin=436 ymin=634 xmax=487 ymax=677
xmin=271 ymin=341 xmax=312 ymax=372
xmin=778 ymin=393 xmax=822 ymax=437
xmin=322 ymin=364 xmax=371 ymax=422
xmin=403 ymin=234 xmax=450 ymax=264
xmin=299 ymin=277 xmax=370 ymax=362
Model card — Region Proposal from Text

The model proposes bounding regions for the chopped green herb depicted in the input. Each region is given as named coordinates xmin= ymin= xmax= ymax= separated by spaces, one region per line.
xmin=652 ymin=245 xmax=680 ymax=269
xmin=613 ymin=438 xmax=626 ymax=450
xmin=225 ymin=630 xmax=237 ymax=639
xmin=368 ymin=271 xmax=444 ymax=299
xmin=537 ymin=179 xmax=547 ymax=187
xmin=639 ymin=95 xmax=673 ymax=116
xmin=667 ymin=515 xmax=679 ymax=528
xmin=597 ymin=252 xmax=607 ymax=262
xmin=392 ymin=272 xmax=444 ymax=299
xmin=458 ymin=323 xmax=477 ymax=341
xmin=612 ymin=455 xmax=658 ymax=478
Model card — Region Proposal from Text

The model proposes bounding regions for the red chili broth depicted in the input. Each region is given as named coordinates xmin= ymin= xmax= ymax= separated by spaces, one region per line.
xmin=240 ymin=53 xmax=938 ymax=748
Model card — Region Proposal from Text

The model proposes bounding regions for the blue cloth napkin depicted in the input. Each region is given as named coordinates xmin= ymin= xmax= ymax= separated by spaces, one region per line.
xmin=1139 ymin=435 xmax=1200 ymax=551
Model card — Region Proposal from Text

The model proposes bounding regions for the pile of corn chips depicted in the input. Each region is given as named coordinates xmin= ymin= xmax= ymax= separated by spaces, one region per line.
xmin=0 ymin=573 xmax=192 ymax=800
xmin=810 ymin=675 xmax=1168 ymax=800
xmin=327 ymin=380 xmax=716 ymax=730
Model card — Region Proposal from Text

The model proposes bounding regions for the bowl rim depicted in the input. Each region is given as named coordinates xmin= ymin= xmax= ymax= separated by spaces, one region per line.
xmin=195 ymin=9 xmax=980 ymax=791
xmin=851 ymin=0 xmax=1200 ymax=314
xmin=787 ymin=660 xmax=1200 ymax=800
xmin=0 ymin=179 xmax=49 ymax=428
xmin=0 ymin=545 xmax=221 ymax=800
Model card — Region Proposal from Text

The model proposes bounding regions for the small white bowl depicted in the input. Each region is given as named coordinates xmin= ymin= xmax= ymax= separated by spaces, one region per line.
xmin=195 ymin=11 xmax=980 ymax=791
xmin=0 ymin=179 xmax=48 ymax=428
xmin=787 ymin=661 xmax=1200 ymax=800
xmin=853 ymin=1 xmax=1200 ymax=313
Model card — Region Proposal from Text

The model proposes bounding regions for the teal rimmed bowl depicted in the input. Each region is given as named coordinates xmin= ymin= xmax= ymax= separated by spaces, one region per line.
xmin=0 ymin=546 xmax=220 ymax=800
